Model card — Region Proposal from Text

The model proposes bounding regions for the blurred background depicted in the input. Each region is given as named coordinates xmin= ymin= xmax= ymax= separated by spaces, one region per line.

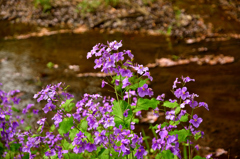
xmin=0 ymin=0 xmax=240 ymax=158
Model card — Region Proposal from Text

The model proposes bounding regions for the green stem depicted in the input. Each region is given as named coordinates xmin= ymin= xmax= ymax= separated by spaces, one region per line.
xmin=188 ymin=138 xmax=191 ymax=159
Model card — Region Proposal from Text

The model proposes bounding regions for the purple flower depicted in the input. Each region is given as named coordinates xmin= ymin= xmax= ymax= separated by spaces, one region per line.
xmin=136 ymin=111 xmax=141 ymax=117
xmin=32 ymin=109 xmax=39 ymax=114
xmin=86 ymin=143 xmax=97 ymax=152
xmin=152 ymin=138 xmax=162 ymax=150
xmin=115 ymin=52 xmax=124 ymax=62
xmin=122 ymin=78 xmax=131 ymax=88
xmin=189 ymin=100 xmax=198 ymax=109
xmin=56 ymin=146 xmax=68 ymax=158
xmin=189 ymin=114 xmax=203 ymax=128
xmin=103 ymin=117 xmax=115 ymax=128
xmin=156 ymin=94 xmax=165 ymax=101
xmin=130 ymin=122 xmax=135 ymax=130
xmin=103 ymin=55 xmax=115 ymax=69
xmin=135 ymin=146 xmax=147 ymax=159
xmin=173 ymin=78 xmax=180 ymax=89
xmin=87 ymin=43 xmax=100 ymax=59
xmin=37 ymin=118 xmax=46 ymax=125
xmin=94 ymin=130 xmax=107 ymax=145
xmin=135 ymin=64 xmax=149 ymax=75
xmin=101 ymin=80 xmax=108 ymax=88
xmin=206 ymin=154 xmax=212 ymax=159
xmin=182 ymin=76 xmax=195 ymax=83
xmin=166 ymin=110 xmax=175 ymax=120
xmin=45 ymin=149 xmax=56 ymax=156
xmin=125 ymin=50 xmax=134 ymax=59
xmin=123 ymin=109 xmax=130 ymax=117
xmin=199 ymin=102 xmax=209 ymax=111
xmin=108 ymin=40 xmax=122 ymax=50
xmin=120 ymin=68 xmax=132 ymax=78
xmin=137 ymin=84 xmax=149 ymax=97
xmin=174 ymin=87 xmax=190 ymax=100
xmin=115 ymin=79 xmax=120 ymax=86
xmin=43 ymin=101 xmax=56 ymax=113
xmin=123 ymin=90 xmax=136 ymax=100
xmin=22 ymin=104 xmax=34 ymax=114
xmin=143 ymin=72 xmax=153 ymax=81
xmin=180 ymin=99 xmax=190 ymax=108
xmin=52 ymin=111 xmax=62 ymax=127
xmin=159 ymin=129 xmax=168 ymax=139
xmin=94 ymin=58 xmax=103 ymax=69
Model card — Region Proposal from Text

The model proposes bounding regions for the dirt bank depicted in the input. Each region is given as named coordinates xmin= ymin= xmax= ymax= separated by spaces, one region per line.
xmin=0 ymin=0 xmax=209 ymax=37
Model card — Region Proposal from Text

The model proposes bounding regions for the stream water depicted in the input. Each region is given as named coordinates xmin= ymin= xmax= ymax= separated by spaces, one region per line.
xmin=0 ymin=31 xmax=239 ymax=158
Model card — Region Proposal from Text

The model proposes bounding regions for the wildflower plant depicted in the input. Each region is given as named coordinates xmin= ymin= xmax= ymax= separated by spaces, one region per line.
xmin=0 ymin=40 xmax=210 ymax=159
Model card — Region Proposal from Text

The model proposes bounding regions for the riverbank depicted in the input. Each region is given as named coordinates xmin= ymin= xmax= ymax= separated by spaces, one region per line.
xmin=1 ymin=0 xmax=210 ymax=38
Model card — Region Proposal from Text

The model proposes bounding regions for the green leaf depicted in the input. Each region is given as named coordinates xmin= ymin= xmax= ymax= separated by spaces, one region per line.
xmin=50 ymin=155 xmax=58 ymax=159
xmin=80 ymin=120 xmax=88 ymax=132
xmin=62 ymin=139 xmax=74 ymax=150
xmin=37 ymin=125 xmax=43 ymax=132
xmin=112 ymin=100 xmax=132 ymax=128
xmin=24 ymin=126 xmax=31 ymax=131
xmin=180 ymin=114 xmax=189 ymax=122
xmin=69 ymin=128 xmax=79 ymax=141
xmin=169 ymin=120 xmax=180 ymax=126
xmin=5 ymin=115 xmax=10 ymax=121
xmin=127 ymin=78 xmax=148 ymax=91
xmin=175 ymin=107 xmax=181 ymax=114
xmin=133 ymin=98 xmax=159 ymax=112
xmin=10 ymin=143 xmax=21 ymax=152
xmin=194 ymin=131 xmax=202 ymax=141
xmin=193 ymin=156 xmax=205 ymax=159
xmin=22 ymin=154 xmax=29 ymax=159
xmin=27 ymin=114 xmax=33 ymax=118
xmin=61 ymin=99 xmax=75 ymax=112
xmin=169 ymin=129 xmax=191 ymax=143
xmin=58 ymin=116 xmax=74 ymax=136
xmin=31 ymin=134 xmax=40 ymax=138
xmin=11 ymin=107 xmax=20 ymax=112
xmin=156 ymin=150 xmax=175 ymax=159
xmin=63 ymin=153 xmax=83 ymax=159
xmin=163 ymin=101 xmax=179 ymax=108
xmin=133 ymin=118 xmax=139 ymax=124
xmin=50 ymin=124 xmax=55 ymax=132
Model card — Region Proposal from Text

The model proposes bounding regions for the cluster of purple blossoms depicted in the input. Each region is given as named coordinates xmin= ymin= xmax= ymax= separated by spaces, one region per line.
xmin=33 ymin=82 xmax=74 ymax=114
xmin=87 ymin=40 xmax=153 ymax=99
xmin=0 ymin=84 xmax=23 ymax=157
xmin=71 ymin=93 xmax=146 ymax=158
xmin=173 ymin=76 xmax=209 ymax=111
xmin=152 ymin=124 xmax=181 ymax=158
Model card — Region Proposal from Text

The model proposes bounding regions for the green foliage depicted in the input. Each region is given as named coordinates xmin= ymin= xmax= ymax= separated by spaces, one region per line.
xmin=193 ymin=156 xmax=206 ymax=159
xmin=77 ymin=0 xmax=120 ymax=14
xmin=11 ymin=107 xmax=20 ymax=113
xmin=112 ymin=100 xmax=132 ymax=128
xmin=163 ymin=101 xmax=179 ymax=108
xmin=34 ymin=0 xmax=52 ymax=13
xmin=61 ymin=99 xmax=75 ymax=112
xmin=10 ymin=143 xmax=21 ymax=152
xmin=169 ymin=129 xmax=191 ymax=143
xmin=180 ymin=114 xmax=189 ymax=122
xmin=77 ymin=0 xmax=101 ymax=14
xmin=58 ymin=116 xmax=74 ymax=136
xmin=156 ymin=150 xmax=178 ymax=159
xmin=46 ymin=62 xmax=54 ymax=69
xmin=134 ymin=98 xmax=159 ymax=112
